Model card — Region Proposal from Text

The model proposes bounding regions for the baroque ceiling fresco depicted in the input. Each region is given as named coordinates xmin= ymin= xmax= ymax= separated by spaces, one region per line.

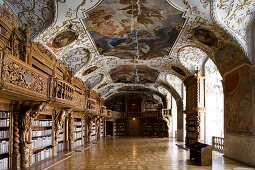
xmin=85 ymin=0 xmax=185 ymax=59
xmin=109 ymin=65 xmax=159 ymax=83
xmin=3 ymin=0 xmax=254 ymax=100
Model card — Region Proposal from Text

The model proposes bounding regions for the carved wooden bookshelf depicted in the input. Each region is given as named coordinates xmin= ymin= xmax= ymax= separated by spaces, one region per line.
xmin=113 ymin=122 xmax=116 ymax=136
xmin=0 ymin=111 xmax=10 ymax=169
xmin=100 ymin=121 xmax=104 ymax=138
xmin=116 ymin=119 xmax=127 ymax=136
xmin=31 ymin=114 xmax=53 ymax=164
xmin=74 ymin=118 xmax=82 ymax=148
xmin=82 ymin=118 xmax=86 ymax=144
xmin=57 ymin=124 xmax=64 ymax=152
xmin=91 ymin=121 xmax=96 ymax=142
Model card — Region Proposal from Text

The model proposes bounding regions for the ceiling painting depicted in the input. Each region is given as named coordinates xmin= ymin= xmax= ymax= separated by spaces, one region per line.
xmin=63 ymin=47 xmax=90 ymax=72
xmin=85 ymin=0 xmax=186 ymax=59
xmin=86 ymin=74 xmax=104 ymax=89
xmin=214 ymin=44 xmax=250 ymax=75
xmin=118 ymin=86 xmax=149 ymax=92
xmin=52 ymin=30 xmax=78 ymax=48
xmin=3 ymin=0 xmax=253 ymax=102
xmin=83 ymin=66 xmax=98 ymax=76
xmin=193 ymin=28 xmax=218 ymax=47
xmin=110 ymin=65 xmax=159 ymax=83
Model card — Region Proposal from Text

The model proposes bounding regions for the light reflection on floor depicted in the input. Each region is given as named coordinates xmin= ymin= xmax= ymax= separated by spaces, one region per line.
xmin=47 ymin=137 xmax=254 ymax=170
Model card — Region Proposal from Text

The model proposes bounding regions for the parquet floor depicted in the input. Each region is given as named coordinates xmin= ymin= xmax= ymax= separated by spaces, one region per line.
xmin=46 ymin=137 xmax=254 ymax=170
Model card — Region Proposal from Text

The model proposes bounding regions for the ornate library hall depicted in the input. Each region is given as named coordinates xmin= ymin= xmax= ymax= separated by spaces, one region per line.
xmin=0 ymin=0 xmax=255 ymax=169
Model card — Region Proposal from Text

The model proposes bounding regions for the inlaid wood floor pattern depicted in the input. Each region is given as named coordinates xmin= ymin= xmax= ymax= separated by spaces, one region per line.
xmin=46 ymin=137 xmax=254 ymax=170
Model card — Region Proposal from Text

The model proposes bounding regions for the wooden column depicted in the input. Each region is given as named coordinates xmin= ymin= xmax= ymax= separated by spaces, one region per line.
xmin=96 ymin=118 xmax=100 ymax=141
xmin=11 ymin=101 xmax=20 ymax=169
xmin=104 ymin=118 xmax=107 ymax=137
xmin=184 ymin=74 xmax=205 ymax=146
xmin=68 ymin=112 xmax=74 ymax=150
xmin=177 ymin=100 xmax=184 ymax=142
xmin=84 ymin=116 xmax=88 ymax=143
xmin=53 ymin=109 xmax=67 ymax=156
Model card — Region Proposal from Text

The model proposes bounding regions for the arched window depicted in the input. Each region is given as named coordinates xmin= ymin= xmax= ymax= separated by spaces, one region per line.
xmin=204 ymin=58 xmax=224 ymax=144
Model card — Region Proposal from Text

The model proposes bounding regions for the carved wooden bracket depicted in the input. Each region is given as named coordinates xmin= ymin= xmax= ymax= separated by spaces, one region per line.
xmin=19 ymin=101 xmax=51 ymax=168
xmin=54 ymin=109 xmax=68 ymax=140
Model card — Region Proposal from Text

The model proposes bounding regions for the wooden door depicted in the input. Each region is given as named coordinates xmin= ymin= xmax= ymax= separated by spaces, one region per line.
xmin=128 ymin=118 xmax=140 ymax=136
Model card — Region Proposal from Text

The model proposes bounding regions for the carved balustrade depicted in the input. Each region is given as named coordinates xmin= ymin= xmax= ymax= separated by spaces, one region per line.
xmin=86 ymin=99 xmax=99 ymax=115
xmin=52 ymin=79 xmax=85 ymax=110
xmin=212 ymin=136 xmax=224 ymax=152
xmin=0 ymin=54 xmax=49 ymax=101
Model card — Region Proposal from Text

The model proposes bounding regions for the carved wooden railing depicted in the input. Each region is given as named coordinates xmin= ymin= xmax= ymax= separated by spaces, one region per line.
xmin=0 ymin=54 xmax=49 ymax=100
xmin=54 ymin=79 xmax=74 ymax=101
xmin=161 ymin=109 xmax=171 ymax=117
xmin=86 ymin=99 xmax=99 ymax=115
xmin=212 ymin=136 xmax=224 ymax=152
xmin=53 ymin=79 xmax=85 ymax=110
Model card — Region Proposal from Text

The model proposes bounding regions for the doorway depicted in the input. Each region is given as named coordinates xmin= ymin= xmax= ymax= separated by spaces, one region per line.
xmin=128 ymin=118 xmax=140 ymax=136
xmin=106 ymin=121 xmax=113 ymax=136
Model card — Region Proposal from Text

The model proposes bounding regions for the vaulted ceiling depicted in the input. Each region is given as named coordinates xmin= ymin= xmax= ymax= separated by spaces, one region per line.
xmin=3 ymin=0 xmax=254 ymax=102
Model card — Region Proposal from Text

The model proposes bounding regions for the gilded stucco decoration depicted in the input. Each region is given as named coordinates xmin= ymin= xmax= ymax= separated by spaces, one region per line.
xmin=3 ymin=0 xmax=55 ymax=39
xmin=212 ymin=0 xmax=255 ymax=54
xmin=2 ymin=0 xmax=253 ymax=101
xmin=86 ymin=74 xmax=103 ymax=89
xmin=165 ymin=74 xmax=182 ymax=97
xmin=63 ymin=47 xmax=90 ymax=72
xmin=178 ymin=46 xmax=207 ymax=73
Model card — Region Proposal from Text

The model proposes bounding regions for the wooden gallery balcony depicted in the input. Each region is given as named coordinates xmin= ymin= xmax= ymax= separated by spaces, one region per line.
xmin=0 ymin=54 xmax=86 ymax=110
xmin=52 ymin=79 xmax=85 ymax=111
xmin=86 ymin=99 xmax=99 ymax=115
xmin=0 ymin=54 xmax=50 ymax=101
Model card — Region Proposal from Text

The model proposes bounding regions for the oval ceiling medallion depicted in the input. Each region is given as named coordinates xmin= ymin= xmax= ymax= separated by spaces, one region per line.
xmin=83 ymin=66 xmax=98 ymax=76
xmin=171 ymin=66 xmax=186 ymax=77
xmin=193 ymin=28 xmax=218 ymax=47
xmin=52 ymin=30 xmax=78 ymax=48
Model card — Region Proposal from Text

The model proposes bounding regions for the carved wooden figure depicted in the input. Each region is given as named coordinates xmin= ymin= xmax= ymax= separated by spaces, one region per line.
xmin=19 ymin=101 xmax=50 ymax=168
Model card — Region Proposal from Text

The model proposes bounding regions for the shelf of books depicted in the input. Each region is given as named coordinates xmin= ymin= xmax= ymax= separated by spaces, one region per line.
xmin=74 ymin=118 xmax=82 ymax=148
xmin=31 ymin=114 xmax=53 ymax=164
xmin=142 ymin=119 xmax=166 ymax=136
xmin=113 ymin=122 xmax=116 ymax=136
xmin=91 ymin=122 xmax=96 ymax=142
xmin=0 ymin=111 xmax=10 ymax=170
xmin=116 ymin=120 xmax=126 ymax=136
xmin=82 ymin=119 xmax=86 ymax=143
xmin=100 ymin=121 xmax=104 ymax=138
xmin=159 ymin=120 xmax=168 ymax=137
xmin=57 ymin=126 xmax=64 ymax=152
xmin=142 ymin=120 xmax=154 ymax=136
